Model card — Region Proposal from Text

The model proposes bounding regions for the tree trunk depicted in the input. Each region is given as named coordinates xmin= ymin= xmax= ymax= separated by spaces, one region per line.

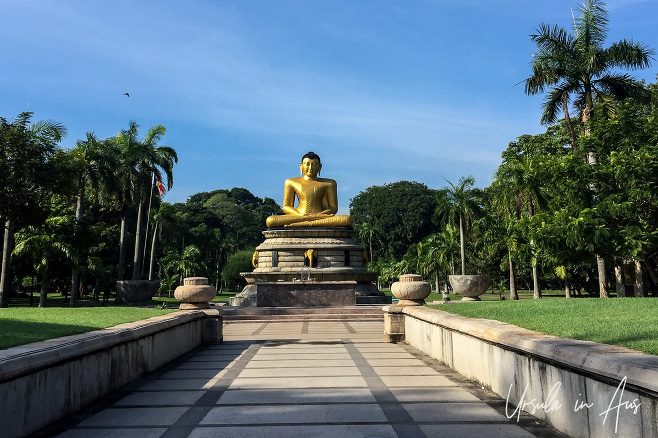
xmin=508 ymin=252 xmax=518 ymax=300
xmin=148 ymin=221 xmax=158 ymax=280
xmin=615 ymin=263 xmax=626 ymax=297
xmin=132 ymin=198 xmax=146 ymax=280
xmin=118 ymin=206 xmax=129 ymax=282
xmin=634 ymin=260 xmax=644 ymax=297
xmin=459 ymin=214 xmax=465 ymax=275
xmin=530 ymin=237 xmax=541 ymax=299
xmin=39 ymin=269 xmax=49 ymax=308
xmin=532 ymin=264 xmax=541 ymax=299
xmin=565 ymin=276 xmax=571 ymax=298
xmin=435 ymin=269 xmax=440 ymax=297
xmin=70 ymin=180 xmax=85 ymax=307
xmin=369 ymin=234 xmax=373 ymax=265
xmin=597 ymin=255 xmax=608 ymax=298
xmin=643 ymin=256 xmax=658 ymax=292
xmin=0 ymin=218 xmax=15 ymax=308
xmin=562 ymin=92 xmax=578 ymax=149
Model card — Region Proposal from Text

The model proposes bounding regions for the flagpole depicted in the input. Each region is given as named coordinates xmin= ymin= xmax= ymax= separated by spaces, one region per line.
xmin=142 ymin=172 xmax=155 ymax=276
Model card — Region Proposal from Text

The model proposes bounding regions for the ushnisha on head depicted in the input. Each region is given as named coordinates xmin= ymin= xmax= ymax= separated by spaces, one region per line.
xmin=300 ymin=151 xmax=322 ymax=178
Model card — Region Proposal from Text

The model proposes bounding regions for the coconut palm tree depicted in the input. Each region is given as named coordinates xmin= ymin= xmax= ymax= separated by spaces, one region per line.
xmin=494 ymin=155 xmax=547 ymax=299
xmin=13 ymin=216 xmax=73 ymax=307
xmin=113 ymin=122 xmax=177 ymax=281
xmin=357 ymin=222 xmax=375 ymax=263
xmin=524 ymin=0 xmax=653 ymax=149
xmin=418 ymin=225 xmax=460 ymax=297
xmin=433 ymin=176 xmax=482 ymax=275
xmin=68 ymin=133 xmax=118 ymax=306
xmin=162 ymin=245 xmax=206 ymax=286
xmin=0 ymin=112 xmax=66 ymax=307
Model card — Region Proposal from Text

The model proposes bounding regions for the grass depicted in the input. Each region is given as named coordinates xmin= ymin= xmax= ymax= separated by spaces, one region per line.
xmin=382 ymin=288 xmax=568 ymax=303
xmin=149 ymin=290 xmax=238 ymax=308
xmin=0 ymin=307 xmax=176 ymax=350
xmin=428 ymin=298 xmax=658 ymax=356
xmin=0 ymin=289 xmax=240 ymax=350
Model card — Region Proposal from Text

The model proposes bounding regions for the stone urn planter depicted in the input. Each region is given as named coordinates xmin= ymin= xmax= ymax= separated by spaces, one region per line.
xmin=174 ymin=277 xmax=217 ymax=310
xmin=391 ymin=274 xmax=431 ymax=306
xmin=116 ymin=280 xmax=160 ymax=305
xmin=448 ymin=275 xmax=491 ymax=301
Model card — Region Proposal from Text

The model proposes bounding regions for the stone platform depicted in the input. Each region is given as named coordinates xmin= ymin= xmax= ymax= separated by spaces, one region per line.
xmin=234 ymin=226 xmax=391 ymax=306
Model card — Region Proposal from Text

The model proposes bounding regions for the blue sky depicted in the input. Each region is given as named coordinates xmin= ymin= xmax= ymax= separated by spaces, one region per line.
xmin=2 ymin=1 xmax=657 ymax=213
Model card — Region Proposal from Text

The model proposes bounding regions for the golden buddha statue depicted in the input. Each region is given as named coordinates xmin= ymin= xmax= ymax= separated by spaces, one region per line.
xmin=266 ymin=152 xmax=353 ymax=228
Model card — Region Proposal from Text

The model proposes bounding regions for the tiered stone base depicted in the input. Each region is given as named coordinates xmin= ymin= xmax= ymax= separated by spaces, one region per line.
xmin=232 ymin=227 xmax=391 ymax=306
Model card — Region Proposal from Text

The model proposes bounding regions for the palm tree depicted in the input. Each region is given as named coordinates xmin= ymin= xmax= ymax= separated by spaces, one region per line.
xmin=148 ymin=203 xmax=175 ymax=280
xmin=13 ymin=216 xmax=73 ymax=307
xmin=433 ymin=176 xmax=482 ymax=275
xmin=418 ymin=225 xmax=460 ymax=297
xmin=524 ymin=0 xmax=653 ymax=149
xmin=113 ymin=122 xmax=177 ymax=281
xmin=162 ymin=245 xmax=206 ymax=286
xmin=68 ymin=133 xmax=118 ymax=306
xmin=494 ymin=155 xmax=547 ymax=299
xmin=0 ymin=112 xmax=66 ymax=307
xmin=357 ymin=222 xmax=375 ymax=263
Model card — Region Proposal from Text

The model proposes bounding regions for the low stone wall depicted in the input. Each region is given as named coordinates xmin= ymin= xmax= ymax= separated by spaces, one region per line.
xmin=0 ymin=309 xmax=222 ymax=438
xmin=384 ymin=305 xmax=658 ymax=438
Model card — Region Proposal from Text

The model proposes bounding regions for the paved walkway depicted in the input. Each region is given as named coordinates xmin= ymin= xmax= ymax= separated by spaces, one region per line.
xmin=46 ymin=321 xmax=566 ymax=438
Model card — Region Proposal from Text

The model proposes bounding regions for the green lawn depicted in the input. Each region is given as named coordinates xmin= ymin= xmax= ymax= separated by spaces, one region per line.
xmin=0 ymin=289 xmax=241 ymax=350
xmin=429 ymin=298 xmax=658 ymax=356
xmin=0 ymin=307 xmax=176 ymax=350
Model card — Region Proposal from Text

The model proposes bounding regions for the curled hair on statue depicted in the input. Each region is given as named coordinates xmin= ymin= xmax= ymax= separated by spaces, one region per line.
xmin=302 ymin=151 xmax=321 ymax=164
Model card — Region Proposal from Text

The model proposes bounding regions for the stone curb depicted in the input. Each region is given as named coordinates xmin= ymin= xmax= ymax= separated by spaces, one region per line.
xmin=0 ymin=310 xmax=210 ymax=383
xmin=400 ymin=306 xmax=658 ymax=395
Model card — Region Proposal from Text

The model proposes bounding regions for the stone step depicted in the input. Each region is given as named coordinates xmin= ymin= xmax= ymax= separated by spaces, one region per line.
xmin=217 ymin=305 xmax=385 ymax=321
xmin=223 ymin=315 xmax=384 ymax=322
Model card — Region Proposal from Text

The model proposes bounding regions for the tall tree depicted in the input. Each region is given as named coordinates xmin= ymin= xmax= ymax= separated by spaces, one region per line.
xmin=433 ymin=177 xmax=482 ymax=275
xmin=494 ymin=154 xmax=548 ymax=299
xmin=524 ymin=0 xmax=654 ymax=297
xmin=113 ymin=122 xmax=177 ymax=281
xmin=350 ymin=181 xmax=437 ymax=262
xmin=68 ymin=133 xmax=118 ymax=305
xmin=0 ymin=112 xmax=66 ymax=307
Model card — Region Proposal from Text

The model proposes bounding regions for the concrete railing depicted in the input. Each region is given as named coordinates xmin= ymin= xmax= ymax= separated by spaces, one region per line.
xmin=383 ymin=305 xmax=658 ymax=438
xmin=0 ymin=309 xmax=222 ymax=438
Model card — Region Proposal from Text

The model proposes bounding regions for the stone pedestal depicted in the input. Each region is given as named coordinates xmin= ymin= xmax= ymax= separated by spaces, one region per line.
xmin=175 ymin=277 xmax=217 ymax=309
xmin=383 ymin=305 xmax=405 ymax=342
xmin=234 ymin=227 xmax=390 ymax=306
xmin=256 ymin=281 xmax=356 ymax=307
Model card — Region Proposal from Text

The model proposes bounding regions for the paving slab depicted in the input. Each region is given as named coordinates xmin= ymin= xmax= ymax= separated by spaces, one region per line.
xmin=47 ymin=320 xmax=567 ymax=438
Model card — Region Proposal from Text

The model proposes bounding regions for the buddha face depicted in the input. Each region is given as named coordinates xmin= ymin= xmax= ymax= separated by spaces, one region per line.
xmin=300 ymin=157 xmax=321 ymax=179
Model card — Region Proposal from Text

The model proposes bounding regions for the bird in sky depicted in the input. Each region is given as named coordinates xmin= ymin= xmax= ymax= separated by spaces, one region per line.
xmin=124 ymin=92 xmax=130 ymax=97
